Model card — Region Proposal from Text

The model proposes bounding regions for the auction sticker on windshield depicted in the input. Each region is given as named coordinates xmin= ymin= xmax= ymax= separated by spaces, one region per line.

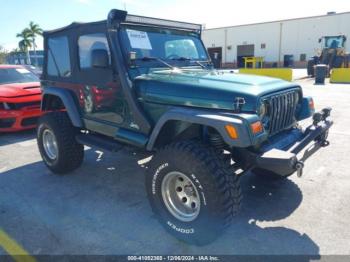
xmin=126 ymin=29 xmax=152 ymax=50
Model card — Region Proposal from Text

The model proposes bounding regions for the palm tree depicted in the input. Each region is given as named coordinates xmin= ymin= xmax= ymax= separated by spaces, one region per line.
xmin=27 ymin=21 xmax=43 ymax=66
xmin=16 ymin=29 xmax=32 ymax=64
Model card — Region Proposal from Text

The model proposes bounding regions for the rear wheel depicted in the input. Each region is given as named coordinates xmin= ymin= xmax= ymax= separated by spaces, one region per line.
xmin=146 ymin=141 xmax=242 ymax=245
xmin=37 ymin=112 xmax=84 ymax=174
xmin=307 ymin=60 xmax=315 ymax=77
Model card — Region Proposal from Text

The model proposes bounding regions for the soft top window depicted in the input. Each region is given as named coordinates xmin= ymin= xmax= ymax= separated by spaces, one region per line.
xmin=78 ymin=33 xmax=111 ymax=69
xmin=47 ymin=36 xmax=71 ymax=77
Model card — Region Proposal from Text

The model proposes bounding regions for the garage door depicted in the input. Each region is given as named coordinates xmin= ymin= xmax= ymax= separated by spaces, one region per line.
xmin=237 ymin=44 xmax=254 ymax=68
xmin=207 ymin=47 xmax=222 ymax=69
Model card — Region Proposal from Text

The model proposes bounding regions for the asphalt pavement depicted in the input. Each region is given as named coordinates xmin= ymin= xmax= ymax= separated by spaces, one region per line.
xmin=0 ymin=78 xmax=350 ymax=259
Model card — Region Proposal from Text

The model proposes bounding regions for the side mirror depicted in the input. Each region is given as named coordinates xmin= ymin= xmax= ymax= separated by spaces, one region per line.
xmin=91 ymin=49 xmax=109 ymax=68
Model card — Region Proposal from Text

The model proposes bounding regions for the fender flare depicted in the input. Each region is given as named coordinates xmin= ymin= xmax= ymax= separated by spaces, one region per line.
xmin=146 ymin=107 xmax=259 ymax=151
xmin=41 ymin=87 xmax=84 ymax=128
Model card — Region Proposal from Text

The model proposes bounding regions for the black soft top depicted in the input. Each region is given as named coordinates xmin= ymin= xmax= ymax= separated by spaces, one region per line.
xmin=44 ymin=12 xmax=202 ymax=36
xmin=44 ymin=20 xmax=106 ymax=36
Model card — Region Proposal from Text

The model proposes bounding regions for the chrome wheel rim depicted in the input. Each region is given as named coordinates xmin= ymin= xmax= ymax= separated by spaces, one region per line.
xmin=161 ymin=171 xmax=201 ymax=222
xmin=42 ymin=129 xmax=58 ymax=160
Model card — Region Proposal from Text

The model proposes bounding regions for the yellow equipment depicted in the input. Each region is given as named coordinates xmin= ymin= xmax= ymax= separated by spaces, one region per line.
xmin=239 ymin=68 xmax=293 ymax=81
xmin=330 ymin=68 xmax=350 ymax=83
xmin=240 ymin=57 xmax=293 ymax=81
xmin=243 ymin=56 xmax=264 ymax=69
xmin=307 ymin=35 xmax=350 ymax=77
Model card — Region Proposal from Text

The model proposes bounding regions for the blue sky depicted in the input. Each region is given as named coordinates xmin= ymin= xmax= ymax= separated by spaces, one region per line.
xmin=1 ymin=0 xmax=350 ymax=51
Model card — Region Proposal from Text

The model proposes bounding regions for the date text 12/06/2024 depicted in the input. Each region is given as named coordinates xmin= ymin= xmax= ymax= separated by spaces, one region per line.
xmin=127 ymin=255 xmax=220 ymax=261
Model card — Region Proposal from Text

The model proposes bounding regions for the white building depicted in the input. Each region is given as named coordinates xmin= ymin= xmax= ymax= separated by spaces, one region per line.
xmin=202 ymin=12 xmax=350 ymax=68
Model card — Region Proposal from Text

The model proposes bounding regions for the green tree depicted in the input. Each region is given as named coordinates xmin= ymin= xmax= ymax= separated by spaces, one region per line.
xmin=27 ymin=21 xmax=43 ymax=66
xmin=0 ymin=45 xmax=9 ymax=64
xmin=16 ymin=29 xmax=32 ymax=64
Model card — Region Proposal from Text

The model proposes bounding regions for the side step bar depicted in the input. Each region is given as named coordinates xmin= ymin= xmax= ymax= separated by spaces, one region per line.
xmin=76 ymin=133 xmax=124 ymax=152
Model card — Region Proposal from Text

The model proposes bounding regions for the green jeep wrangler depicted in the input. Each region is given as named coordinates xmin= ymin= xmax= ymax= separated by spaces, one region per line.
xmin=37 ymin=9 xmax=333 ymax=245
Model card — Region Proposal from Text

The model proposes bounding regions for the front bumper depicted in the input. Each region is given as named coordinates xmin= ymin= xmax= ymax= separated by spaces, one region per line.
xmin=0 ymin=108 xmax=42 ymax=132
xmin=244 ymin=108 xmax=333 ymax=177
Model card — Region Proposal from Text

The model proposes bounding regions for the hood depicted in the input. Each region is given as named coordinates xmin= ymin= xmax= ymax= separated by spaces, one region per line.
xmin=0 ymin=82 xmax=41 ymax=98
xmin=134 ymin=69 xmax=301 ymax=112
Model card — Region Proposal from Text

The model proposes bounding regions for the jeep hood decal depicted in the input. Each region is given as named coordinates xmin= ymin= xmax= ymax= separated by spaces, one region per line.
xmin=134 ymin=69 xmax=301 ymax=112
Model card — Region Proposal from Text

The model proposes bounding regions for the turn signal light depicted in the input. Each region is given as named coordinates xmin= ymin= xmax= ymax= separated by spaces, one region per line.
xmin=251 ymin=121 xmax=263 ymax=134
xmin=225 ymin=125 xmax=238 ymax=139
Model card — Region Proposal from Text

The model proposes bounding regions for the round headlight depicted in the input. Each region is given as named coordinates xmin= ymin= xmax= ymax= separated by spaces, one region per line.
xmin=258 ymin=102 xmax=267 ymax=118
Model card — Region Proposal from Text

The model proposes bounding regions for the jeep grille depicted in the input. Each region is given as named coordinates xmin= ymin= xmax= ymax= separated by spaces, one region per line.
xmin=265 ymin=91 xmax=299 ymax=136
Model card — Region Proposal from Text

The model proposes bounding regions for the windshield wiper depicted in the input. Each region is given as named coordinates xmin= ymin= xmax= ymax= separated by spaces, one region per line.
xmin=195 ymin=60 xmax=213 ymax=69
xmin=171 ymin=57 xmax=209 ymax=69
xmin=193 ymin=61 xmax=207 ymax=69
xmin=139 ymin=56 xmax=174 ymax=69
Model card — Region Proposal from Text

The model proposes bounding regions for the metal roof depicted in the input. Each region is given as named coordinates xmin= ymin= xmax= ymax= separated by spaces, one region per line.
xmin=204 ymin=11 xmax=350 ymax=31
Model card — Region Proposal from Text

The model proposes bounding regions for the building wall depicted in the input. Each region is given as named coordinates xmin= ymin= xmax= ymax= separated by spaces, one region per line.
xmin=6 ymin=50 xmax=44 ymax=68
xmin=202 ymin=12 xmax=350 ymax=67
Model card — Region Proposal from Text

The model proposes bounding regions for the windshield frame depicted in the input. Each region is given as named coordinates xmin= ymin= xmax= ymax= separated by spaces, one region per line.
xmin=322 ymin=36 xmax=346 ymax=49
xmin=118 ymin=24 xmax=210 ymax=69
xmin=0 ymin=67 xmax=39 ymax=85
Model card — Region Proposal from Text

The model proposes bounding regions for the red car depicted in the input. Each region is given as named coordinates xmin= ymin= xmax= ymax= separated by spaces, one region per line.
xmin=0 ymin=65 xmax=42 ymax=132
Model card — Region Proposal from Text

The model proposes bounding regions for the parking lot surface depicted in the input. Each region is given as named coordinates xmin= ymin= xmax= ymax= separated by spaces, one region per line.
xmin=1 ymin=78 xmax=350 ymax=258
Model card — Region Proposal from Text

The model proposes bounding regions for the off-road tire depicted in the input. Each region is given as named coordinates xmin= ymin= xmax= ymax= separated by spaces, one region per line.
xmin=37 ymin=112 xmax=84 ymax=174
xmin=146 ymin=140 xmax=242 ymax=245
xmin=307 ymin=60 xmax=315 ymax=77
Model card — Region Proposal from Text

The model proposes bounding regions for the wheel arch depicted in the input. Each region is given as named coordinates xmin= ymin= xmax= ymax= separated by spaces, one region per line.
xmin=41 ymin=87 xmax=84 ymax=128
xmin=150 ymin=120 xmax=205 ymax=150
xmin=146 ymin=107 xmax=252 ymax=151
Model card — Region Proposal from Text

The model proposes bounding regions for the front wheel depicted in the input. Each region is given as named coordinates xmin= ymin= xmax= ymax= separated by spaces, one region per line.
xmin=37 ymin=112 xmax=84 ymax=174
xmin=146 ymin=141 xmax=242 ymax=245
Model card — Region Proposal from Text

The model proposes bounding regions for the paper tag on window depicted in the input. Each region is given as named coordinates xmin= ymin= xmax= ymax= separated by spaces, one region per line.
xmin=16 ymin=68 xmax=30 ymax=74
xmin=126 ymin=29 xmax=152 ymax=50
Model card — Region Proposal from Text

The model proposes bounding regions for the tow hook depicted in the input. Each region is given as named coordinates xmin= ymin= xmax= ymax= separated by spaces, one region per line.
xmin=321 ymin=140 xmax=330 ymax=147
xmin=317 ymin=130 xmax=330 ymax=147
xmin=295 ymin=161 xmax=304 ymax=177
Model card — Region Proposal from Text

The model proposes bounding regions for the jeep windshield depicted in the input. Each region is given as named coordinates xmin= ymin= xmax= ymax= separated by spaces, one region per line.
xmin=119 ymin=26 xmax=209 ymax=68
